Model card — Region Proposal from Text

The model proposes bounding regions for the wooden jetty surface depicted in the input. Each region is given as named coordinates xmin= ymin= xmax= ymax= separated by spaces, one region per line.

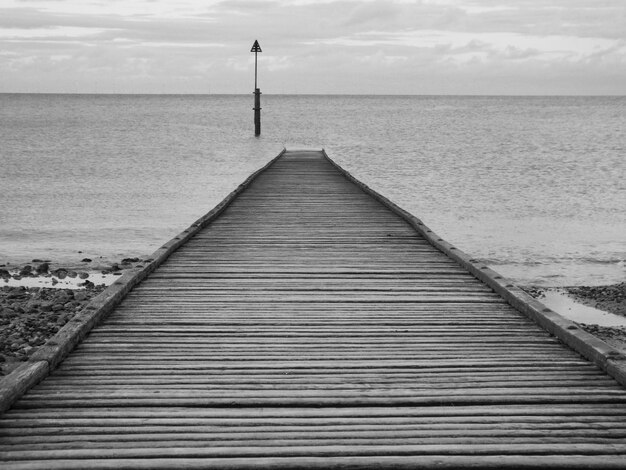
xmin=2 ymin=150 xmax=626 ymax=468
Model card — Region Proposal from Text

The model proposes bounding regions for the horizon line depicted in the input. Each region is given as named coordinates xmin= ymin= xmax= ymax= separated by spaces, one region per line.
xmin=1 ymin=92 xmax=625 ymax=98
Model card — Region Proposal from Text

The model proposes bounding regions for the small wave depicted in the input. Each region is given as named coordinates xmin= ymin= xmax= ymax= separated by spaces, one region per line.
xmin=485 ymin=256 xmax=625 ymax=267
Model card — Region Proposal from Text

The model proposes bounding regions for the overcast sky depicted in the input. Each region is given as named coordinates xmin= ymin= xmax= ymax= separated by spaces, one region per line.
xmin=1 ymin=0 xmax=625 ymax=94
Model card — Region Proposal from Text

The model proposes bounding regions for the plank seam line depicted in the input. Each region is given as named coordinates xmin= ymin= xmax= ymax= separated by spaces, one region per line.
xmin=320 ymin=149 xmax=626 ymax=389
xmin=0 ymin=148 xmax=288 ymax=415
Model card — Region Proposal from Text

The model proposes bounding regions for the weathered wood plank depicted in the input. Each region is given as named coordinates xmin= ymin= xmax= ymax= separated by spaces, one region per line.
xmin=5 ymin=456 xmax=626 ymax=470
xmin=5 ymin=443 xmax=626 ymax=460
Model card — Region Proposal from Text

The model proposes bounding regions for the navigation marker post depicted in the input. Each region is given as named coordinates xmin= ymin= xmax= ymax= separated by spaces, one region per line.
xmin=251 ymin=40 xmax=262 ymax=136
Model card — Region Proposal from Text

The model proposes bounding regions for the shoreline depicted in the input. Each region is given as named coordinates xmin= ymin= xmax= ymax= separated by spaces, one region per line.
xmin=1 ymin=258 xmax=625 ymax=375
xmin=1 ymin=257 xmax=147 ymax=287
xmin=522 ymin=283 xmax=626 ymax=354
xmin=0 ymin=258 xmax=146 ymax=375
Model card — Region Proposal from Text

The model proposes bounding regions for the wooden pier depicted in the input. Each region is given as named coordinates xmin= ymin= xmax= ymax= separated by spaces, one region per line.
xmin=2 ymin=150 xmax=626 ymax=468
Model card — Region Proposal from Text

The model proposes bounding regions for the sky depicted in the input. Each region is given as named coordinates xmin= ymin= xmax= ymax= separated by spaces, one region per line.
xmin=1 ymin=0 xmax=625 ymax=94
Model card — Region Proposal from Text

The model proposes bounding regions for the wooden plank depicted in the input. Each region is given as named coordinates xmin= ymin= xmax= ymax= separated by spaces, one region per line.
xmin=0 ymin=362 xmax=48 ymax=414
xmin=3 ymin=456 xmax=626 ymax=470
xmin=4 ymin=443 xmax=626 ymax=460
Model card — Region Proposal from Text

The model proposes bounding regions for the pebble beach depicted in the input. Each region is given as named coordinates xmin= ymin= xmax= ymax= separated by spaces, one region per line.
xmin=0 ymin=257 xmax=144 ymax=375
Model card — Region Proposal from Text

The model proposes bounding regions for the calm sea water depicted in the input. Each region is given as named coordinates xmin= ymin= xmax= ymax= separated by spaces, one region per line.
xmin=1 ymin=94 xmax=624 ymax=287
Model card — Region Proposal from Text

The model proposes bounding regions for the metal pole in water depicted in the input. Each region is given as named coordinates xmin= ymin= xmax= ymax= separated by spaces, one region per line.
xmin=251 ymin=40 xmax=262 ymax=136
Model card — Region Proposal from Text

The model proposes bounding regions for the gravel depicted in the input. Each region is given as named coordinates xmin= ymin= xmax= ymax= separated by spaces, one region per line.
xmin=0 ymin=285 xmax=105 ymax=375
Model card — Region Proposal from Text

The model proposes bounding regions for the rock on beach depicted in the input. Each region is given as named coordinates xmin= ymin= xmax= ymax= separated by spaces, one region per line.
xmin=0 ymin=285 xmax=105 ymax=375
xmin=0 ymin=256 xmax=147 ymax=376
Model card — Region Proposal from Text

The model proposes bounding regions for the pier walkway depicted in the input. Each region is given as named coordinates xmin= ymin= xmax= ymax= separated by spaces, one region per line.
xmin=2 ymin=150 xmax=626 ymax=468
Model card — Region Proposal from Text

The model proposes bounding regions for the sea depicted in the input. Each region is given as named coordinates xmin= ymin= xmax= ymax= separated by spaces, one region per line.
xmin=1 ymin=94 xmax=624 ymax=287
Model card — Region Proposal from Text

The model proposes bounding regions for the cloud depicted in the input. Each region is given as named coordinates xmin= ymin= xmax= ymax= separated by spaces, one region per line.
xmin=0 ymin=0 xmax=625 ymax=94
